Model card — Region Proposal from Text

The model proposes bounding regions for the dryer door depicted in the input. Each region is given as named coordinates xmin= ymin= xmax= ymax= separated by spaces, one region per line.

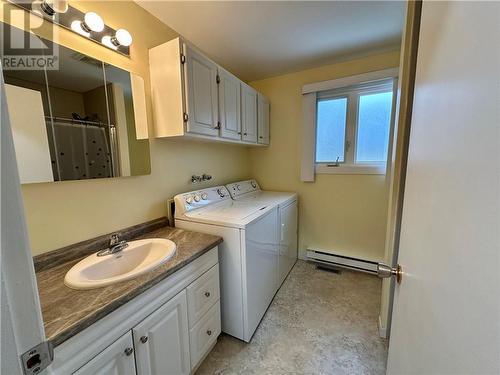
xmin=242 ymin=207 xmax=278 ymax=341
xmin=279 ymin=200 xmax=298 ymax=286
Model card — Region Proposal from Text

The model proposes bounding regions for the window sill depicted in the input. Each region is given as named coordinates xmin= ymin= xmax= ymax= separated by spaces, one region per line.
xmin=315 ymin=163 xmax=386 ymax=175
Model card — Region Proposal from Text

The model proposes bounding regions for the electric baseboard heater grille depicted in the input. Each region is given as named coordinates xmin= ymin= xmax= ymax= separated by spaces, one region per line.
xmin=306 ymin=248 xmax=379 ymax=274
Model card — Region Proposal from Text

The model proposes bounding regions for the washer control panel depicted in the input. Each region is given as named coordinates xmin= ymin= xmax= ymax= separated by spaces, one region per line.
xmin=226 ymin=179 xmax=260 ymax=198
xmin=174 ymin=186 xmax=231 ymax=215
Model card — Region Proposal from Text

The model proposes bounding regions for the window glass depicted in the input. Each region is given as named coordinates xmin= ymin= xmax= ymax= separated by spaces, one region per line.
xmin=315 ymin=97 xmax=347 ymax=162
xmin=356 ymin=91 xmax=393 ymax=163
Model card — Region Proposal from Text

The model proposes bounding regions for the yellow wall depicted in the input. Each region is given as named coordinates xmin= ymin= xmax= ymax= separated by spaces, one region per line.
xmin=1 ymin=1 xmax=251 ymax=255
xmin=249 ymin=51 xmax=400 ymax=260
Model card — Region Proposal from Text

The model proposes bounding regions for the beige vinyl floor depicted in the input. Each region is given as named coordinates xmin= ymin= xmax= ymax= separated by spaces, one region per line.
xmin=196 ymin=260 xmax=388 ymax=375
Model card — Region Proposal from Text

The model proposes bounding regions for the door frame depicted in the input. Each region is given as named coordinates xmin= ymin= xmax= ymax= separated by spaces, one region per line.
xmin=379 ymin=0 xmax=422 ymax=338
xmin=1 ymin=68 xmax=47 ymax=373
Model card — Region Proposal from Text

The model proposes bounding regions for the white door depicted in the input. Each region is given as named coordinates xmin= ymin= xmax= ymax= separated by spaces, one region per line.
xmin=241 ymin=83 xmax=258 ymax=143
xmin=73 ymin=333 xmax=136 ymax=375
xmin=278 ymin=201 xmax=298 ymax=286
xmin=387 ymin=2 xmax=500 ymax=374
xmin=133 ymin=290 xmax=191 ymax=375
xmin=218 ymin=68 xmax=241 ymax=140
xmin=257 ymin=93 xmax=270 ymax=145
xmin=183 ymin=44 xmax=219 ymax=137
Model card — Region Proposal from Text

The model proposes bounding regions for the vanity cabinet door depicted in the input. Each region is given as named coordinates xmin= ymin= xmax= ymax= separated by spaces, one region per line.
xmin=183 ymin=43 xmax=219 ymax=137
xmin=133 ymin=289 xmax=191 ymax=375
xmin=241 ymin=83 xmax=258 ymax=143
xmin=218 ymin=68 xmax=242 ymax=140
xmin=257 ymin=93 xmax=270 ymax=145
xmin=73 ymin=332 xmax=136 ymax=375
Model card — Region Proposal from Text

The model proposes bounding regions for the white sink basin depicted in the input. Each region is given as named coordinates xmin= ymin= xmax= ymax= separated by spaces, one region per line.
xmin=64 ymin=238 xmax=176 ymax=290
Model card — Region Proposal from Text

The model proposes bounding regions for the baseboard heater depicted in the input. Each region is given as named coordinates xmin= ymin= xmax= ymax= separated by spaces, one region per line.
xmin=306 ymin=248 xmax=379 ymax=274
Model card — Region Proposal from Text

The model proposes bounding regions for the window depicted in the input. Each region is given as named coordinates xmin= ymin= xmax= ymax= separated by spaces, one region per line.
xmin=315 ymin=80 xmax=395 ymax=174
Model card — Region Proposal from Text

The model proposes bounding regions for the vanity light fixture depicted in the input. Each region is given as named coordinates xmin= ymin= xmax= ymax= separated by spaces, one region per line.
xmin=9 ymin=0 xmax=132 ymax=56
xmin=102 ymin=28 xmax=132 ymax=50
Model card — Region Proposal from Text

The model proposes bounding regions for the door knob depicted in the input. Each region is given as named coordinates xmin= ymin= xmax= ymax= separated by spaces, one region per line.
xmin=140 ymin=336 xmax=148 ymax=344
xmin=124 ymin=347 xmax=134 ymax=356
xmin=377 ymin=263 xmax=403 ymax=284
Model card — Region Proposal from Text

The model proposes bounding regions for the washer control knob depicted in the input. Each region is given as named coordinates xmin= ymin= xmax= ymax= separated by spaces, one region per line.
xmin=185 ymin=196 xmax=194 ymax=204
xmin=236 ymin=184 xmax=241 ymax=191
xmin=201 ymin=193 xmax=208 ymax=200
xmin=194 ymin=194 xmax=201 ymax=202
xmin=251 ymin=181 xmax=257 ymax=188
xmin=216 ymin=188 xmax=226 ymax=198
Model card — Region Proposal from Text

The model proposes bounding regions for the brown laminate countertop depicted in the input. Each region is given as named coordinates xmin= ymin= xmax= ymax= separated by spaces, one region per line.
xmin=35 ymin=225 xmax=222 ymax=348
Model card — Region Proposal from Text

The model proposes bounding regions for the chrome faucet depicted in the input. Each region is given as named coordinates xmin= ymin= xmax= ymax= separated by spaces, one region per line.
xmin=97 ymin=233 xmax=129 ymax=256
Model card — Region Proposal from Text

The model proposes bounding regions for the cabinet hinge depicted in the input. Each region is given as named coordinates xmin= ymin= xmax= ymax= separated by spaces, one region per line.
xmin=216 ymin=74 xmax=220 ymax=84
xmin=183 ymin=112 xmax=189 ymax=122
xmin=180 ymin=53 xmax=186 ymax=64
xmin=21 ymin=341 xmax=54 ymax=375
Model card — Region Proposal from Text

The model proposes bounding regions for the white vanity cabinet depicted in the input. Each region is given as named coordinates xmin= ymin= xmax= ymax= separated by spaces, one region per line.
xmin=53 ymin=248 xmax=220 ymax=375
xmin=133 ymin=290 xmax=191 ymax=375
xmin=73 ymin=332 xmax=136 ymax=375
xmin=149 ymin=37 xmax=269 ymax=146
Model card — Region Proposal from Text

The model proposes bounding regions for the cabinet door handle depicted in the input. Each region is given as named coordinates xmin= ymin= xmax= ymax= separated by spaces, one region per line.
xmin=124 ymin=347 xmax=134 ymax=356
xmin=205 ymin=291 xmax=211 ymax=298
xmin=140 ymin=336 xmax=148 ymax=344
xmin=243 ymin=132 xmax=247 ymax=136
xmin=206 ymin=330 xmax=212 ymax=336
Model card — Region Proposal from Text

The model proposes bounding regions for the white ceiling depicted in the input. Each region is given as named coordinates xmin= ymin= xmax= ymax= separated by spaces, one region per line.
xmin=137 ymin=1 xmax=405 ymax=82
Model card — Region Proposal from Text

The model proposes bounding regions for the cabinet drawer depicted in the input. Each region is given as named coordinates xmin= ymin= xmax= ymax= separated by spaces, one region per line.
xmin=187 ymin=263 xmax=220 ymax=325
xmin=189 ymin=302 xmax=221 ymax=369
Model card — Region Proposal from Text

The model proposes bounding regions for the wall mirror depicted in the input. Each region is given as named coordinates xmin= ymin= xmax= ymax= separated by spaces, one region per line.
xmin=1 ymin=23 xmax=151 ymax=184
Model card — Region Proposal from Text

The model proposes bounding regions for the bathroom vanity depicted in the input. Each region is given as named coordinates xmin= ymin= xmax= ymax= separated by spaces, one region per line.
xmin=35 ymin=219 xmax=222 ymax=375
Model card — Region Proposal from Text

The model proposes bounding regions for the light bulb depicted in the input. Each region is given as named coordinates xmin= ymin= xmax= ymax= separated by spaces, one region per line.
xmin=115 ymin=29 xmax=132 ymax=47
xmin=101 ymin=35 xmax=118 ymax=50
xmin=83 ymin=12 xmax=104 ymax=32
xmin=48 ymin=0 xmax=68 ymax=13
xmin=71 ymin=20 xmax=90 ymax=37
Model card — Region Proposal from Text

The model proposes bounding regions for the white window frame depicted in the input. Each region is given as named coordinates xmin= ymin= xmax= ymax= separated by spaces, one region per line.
xmin=300 ymin=68 xmax=399 ymax=181
xmin=315 ymin=79 xmax=396 ymax=175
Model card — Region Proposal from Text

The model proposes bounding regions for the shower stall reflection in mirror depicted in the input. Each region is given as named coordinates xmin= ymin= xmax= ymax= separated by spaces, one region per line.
xmin=2 ymin=22 xmax=150 ymax=184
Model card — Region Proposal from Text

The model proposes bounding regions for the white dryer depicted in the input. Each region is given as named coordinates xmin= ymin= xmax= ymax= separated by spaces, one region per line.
xmin=225 ymin=179 xmax=298 ymax=287
xmin=174 ymin=186 xmax=279 ymax=342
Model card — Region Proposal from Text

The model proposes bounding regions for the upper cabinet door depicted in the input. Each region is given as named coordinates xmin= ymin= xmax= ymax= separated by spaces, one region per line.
xmin=133 ymin=290 xmax=191 ymax=375
xmin=241 ymin=84 xmax=258 ymax=143
xmin=218 ymin=69 xmax=241 ymax=140
xmin=257 ymin=94 xmax=270 ymax=145
xmin=183 ymin=44 xmax=219 ymax=137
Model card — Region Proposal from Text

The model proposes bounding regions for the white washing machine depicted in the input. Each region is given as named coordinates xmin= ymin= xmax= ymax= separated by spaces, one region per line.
xmin=174 ymin=185 xmax=279 ymax=342
xmin=225 ymin=179 xmax=298 ymax=287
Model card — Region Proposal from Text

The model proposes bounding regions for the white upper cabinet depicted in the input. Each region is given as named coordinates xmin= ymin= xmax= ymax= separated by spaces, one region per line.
xmin=241 ymin=83 xmax=258 ymax=143
xmin=218 ymin=68 xmax=242 ymax=140
xmin=183 ymin=44 xmax=219 ymax=137
xmin=149 ymin=37 xmax=269 ymax=146
xmin=257 ymin=93 xmax=270 ymax=145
